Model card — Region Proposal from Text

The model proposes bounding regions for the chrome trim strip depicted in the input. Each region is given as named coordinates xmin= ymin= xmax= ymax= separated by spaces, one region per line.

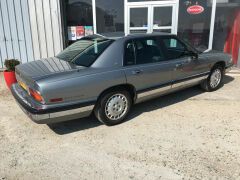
xmin=29 ymin=105 xmax=94 ymax=121
xmin=16 ymin=100 xmax=50 ymax=121
xmin=12 ymin=83 xmax=95 ymax=123
xmin=30 ymin=113 xmax=50 ymax=121
xmin=137 ymin=85 xmax=171 ymax=99
xmin=172 ymin=75 xmax=208 ymax=89
xmin=49 ymin=105 xmax=94 ymax=118
xmin=136 ymin=74 xmax=208 ymax=102
xmin=17 ymin=99 xmax=94 ymax=122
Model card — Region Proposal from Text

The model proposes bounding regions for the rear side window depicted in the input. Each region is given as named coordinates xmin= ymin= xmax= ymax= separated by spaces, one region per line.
xmin=74 ymin=40 xmax=113 ymax=67
xmin=162 ymin=37 xmax=187 ymax=59
xmin=124 ymin=38 xmax=165 ymax=66
xmin=56 ymin=38 xmax=113 ymax=67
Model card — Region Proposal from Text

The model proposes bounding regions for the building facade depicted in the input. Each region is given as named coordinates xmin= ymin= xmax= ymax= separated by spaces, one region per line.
xmin=0 ymin=0 xmax=63 ymax=68
xmin=0 ymin=0 xmax=240 ymax=68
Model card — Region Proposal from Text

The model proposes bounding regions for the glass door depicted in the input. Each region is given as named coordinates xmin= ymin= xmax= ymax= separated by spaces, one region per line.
xmin=128 ymin=6 xmax=150 ymax=34
xmin=127 ymin=3 xmax=177 ymax=34
xmin=152 ymin=5 xmax=177 ymax=34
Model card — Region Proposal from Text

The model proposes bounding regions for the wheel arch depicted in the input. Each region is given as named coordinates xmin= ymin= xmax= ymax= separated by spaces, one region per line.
xmin=96 ymin=84 xmax=137 ymax=105
xmin=212 ymin=61 xmax=226 ymax=70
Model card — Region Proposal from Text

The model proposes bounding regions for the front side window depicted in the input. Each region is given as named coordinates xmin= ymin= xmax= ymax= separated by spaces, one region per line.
xmin=162 ymin=37 xmax=187 ymax=59
xmin=56 ymin=38 xmax=113 ymax=67
xmin=135 ymin=38 xmax=165 ymax=65
xmin=125 ymin=38 xmax=165 ymax=66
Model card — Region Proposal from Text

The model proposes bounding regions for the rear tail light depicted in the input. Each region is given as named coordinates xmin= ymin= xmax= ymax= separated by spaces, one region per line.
xmin=29 ymin=88 xmax=44 ymax=103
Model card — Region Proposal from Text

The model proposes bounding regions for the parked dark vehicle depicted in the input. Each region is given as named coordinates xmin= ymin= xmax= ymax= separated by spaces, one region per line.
xmin=11 ymin=33 xmax=233 ymax=126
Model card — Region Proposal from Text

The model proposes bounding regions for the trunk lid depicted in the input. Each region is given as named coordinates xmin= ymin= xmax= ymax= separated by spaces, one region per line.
xmin=15 ymin=57 xmax=78 ymax=88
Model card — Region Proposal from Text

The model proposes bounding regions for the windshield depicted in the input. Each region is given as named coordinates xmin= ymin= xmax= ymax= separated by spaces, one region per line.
xmin=56 ymin=38 xmax=114 ymax=67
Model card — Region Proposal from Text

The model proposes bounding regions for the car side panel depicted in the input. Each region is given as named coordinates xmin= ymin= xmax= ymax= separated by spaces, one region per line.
xmin=123 ymin=61 xmax=176 ymax=103
xmin=203 ymin=51 xmax=232 ymax=69
xmin=37 ymin=68 xmax=127 ymax=108
xmin=177 ymin=56 xmax=211 ymax=78
xmin=171 ymin=55 xmax=211 ymax=89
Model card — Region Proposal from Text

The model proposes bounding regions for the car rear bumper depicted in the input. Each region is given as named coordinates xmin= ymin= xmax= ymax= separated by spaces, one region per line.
xmin=11 ymin=84 xmax=95 ymax=124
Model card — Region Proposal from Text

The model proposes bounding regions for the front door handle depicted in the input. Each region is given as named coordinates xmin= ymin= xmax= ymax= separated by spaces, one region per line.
xmin=132 ymin=69 xmax=142 ymax=75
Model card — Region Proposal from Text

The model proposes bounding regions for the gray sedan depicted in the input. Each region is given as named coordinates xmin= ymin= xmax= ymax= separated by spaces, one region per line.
xmin=11 ymin=33 xmax=233 ymax=125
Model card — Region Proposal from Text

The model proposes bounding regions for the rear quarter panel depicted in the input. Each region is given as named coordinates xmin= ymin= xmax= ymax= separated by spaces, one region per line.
xmin=37 ymin=67 xmax=126 ymax=105
xmin=34 ymin=38 xmax=127 ymax=107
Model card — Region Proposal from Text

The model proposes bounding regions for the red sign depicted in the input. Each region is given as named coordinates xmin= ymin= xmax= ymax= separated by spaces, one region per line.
xmin=76 ymin=26 xmax=85 ymax=39
xmin=187 ymin=5 xmax=204 ymax=15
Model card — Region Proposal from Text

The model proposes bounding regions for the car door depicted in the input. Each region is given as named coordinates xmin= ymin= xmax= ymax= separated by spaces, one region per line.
xmin=161 ymin=36 xmax=207 ymax=89
xmin=123 ymin=37 xmax=176 ymax=102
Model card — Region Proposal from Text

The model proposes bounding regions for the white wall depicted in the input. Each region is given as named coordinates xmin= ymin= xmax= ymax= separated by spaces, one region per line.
xmin=28 ymin=0 xmax=63 ymax=60
xmin=0 ymin=0 xmax=63 ymax=69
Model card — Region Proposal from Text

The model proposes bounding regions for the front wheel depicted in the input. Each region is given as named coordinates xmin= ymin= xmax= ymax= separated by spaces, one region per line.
xmin=201 ymin=65 xmax=224 ymax=92
xmin=94 ymin=90 xmax=132 ymax=126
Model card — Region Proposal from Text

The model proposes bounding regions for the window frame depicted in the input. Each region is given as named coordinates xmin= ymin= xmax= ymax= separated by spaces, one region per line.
xmin=123 ymin=35 xmax=199 ymax=67
xmin=57 ymin=37 xmax=114 ymax=67
xmin=159 ymin=35 xmax=196 ymax=60
xmin=123 ymin=39 xmax=137 ymax=66
xmin=73 ymin=39 xmax=114 ymax=67
xmin=123 ymin=36 xmax=167 ymax=66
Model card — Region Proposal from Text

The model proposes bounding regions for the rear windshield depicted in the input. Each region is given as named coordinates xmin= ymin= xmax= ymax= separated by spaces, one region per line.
xmin=56 ymin=38 xmax=114 ymax=67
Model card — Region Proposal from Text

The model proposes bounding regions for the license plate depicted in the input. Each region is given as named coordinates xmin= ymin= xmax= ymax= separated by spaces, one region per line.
xmin=19 ymin=81 xmax=28 ymax=91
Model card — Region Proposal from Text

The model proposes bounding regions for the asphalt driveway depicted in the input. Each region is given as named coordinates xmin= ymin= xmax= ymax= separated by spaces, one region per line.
xmin=0 ymin=72 xmax=240 ymax=179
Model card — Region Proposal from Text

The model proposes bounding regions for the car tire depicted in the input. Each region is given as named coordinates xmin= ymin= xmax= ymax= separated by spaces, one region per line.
xmin=201 ymin=65 xmax=224 ymax=92
xmin=94 ymin=90 xmax=132 ymax=126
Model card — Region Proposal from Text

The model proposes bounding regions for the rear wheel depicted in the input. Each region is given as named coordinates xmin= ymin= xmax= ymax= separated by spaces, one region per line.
xmin=201 ymin=65 xmax=224 ymax=92
xmin=94 ymin=90 xmax=132 ymax=126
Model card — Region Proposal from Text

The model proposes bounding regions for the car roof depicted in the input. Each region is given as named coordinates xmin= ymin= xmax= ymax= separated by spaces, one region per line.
xmin=86 ymin=32 xmax=175 ymax=41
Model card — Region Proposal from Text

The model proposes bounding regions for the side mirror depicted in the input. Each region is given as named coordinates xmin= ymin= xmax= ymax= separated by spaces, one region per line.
xmin=189 ymin=51 xmax=198 ymax=60
xmin=193 ymin=53 xmax=198 ymax=60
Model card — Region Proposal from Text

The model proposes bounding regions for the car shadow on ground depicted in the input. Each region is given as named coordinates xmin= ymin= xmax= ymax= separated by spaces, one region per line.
xmin=48 ymin=75 xmax=234 ymax=135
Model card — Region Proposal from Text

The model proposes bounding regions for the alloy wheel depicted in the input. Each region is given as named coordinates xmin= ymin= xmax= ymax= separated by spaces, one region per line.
xmin=105 ymin=94 xmax=128 ymax=120
xmin=210 ymin=69 xmax=222 ymax=88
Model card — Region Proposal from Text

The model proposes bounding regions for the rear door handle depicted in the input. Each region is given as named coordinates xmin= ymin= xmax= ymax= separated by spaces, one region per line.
xmin=175 ymin=63 xmax=183 ymax=68
xmin=132 ymin=69 xmax=142 ymax=75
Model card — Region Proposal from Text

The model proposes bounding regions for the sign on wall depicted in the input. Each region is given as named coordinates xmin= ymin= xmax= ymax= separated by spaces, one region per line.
xmin=187 ymin=5 xmax=204 ymax=15
xmin=84 ymin=26 xmax=93 ymax=36
xmin=68 ymin=26 xmax=93 ymax=40
xmin=76 ymin=26 xmax=85 ymax=39
xmin=68 ymin=26 xmax=77 ymax=41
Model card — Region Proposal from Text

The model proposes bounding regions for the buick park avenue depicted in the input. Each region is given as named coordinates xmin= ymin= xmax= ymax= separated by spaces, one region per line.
xmin=11 ymin=33 xmax=233 ymax=126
